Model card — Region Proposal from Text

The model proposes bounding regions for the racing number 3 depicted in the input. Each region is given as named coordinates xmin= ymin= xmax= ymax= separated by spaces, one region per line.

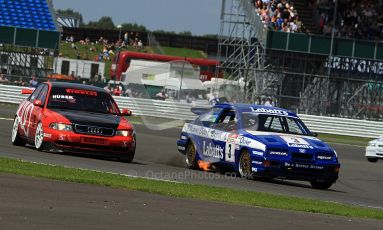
xmin=225 ymin=142 xmax=235 ymax=162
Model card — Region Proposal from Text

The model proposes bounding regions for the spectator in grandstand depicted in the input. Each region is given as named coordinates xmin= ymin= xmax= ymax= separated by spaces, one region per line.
xmin=185 ymin=93 xmax=195 ymax=103
xmin=138 ymin=40 xmax=143 ymax=49
xmin=124 ymin=87 xmax=132 ymax=97
xmin=100 ymin=74 xmax=106 ymax=83
xmin=0 ymin=74 xmax=9 ymax=83
xmin=14 ymin=77 xmax=26 ymax=86
xmin=89 ymin=46 xmax=97 ymax=52
xmin=104 ymin=83 xmax=112 ymax=94
xmin=155 ymin=89 xmax=168 ymax=100
xmin=209 ymin=93 xmax=220 ymax=105
xmin=103 ymin=47 xmax=110 ymax=61
xmin=316 ymin=0 xmax=383 ymax=40
xmin=29 ymin=75 xmax=38 ymax=88
xmin=255 ymin=97 xmax=261 ymax=105
xmin=113 ymin=85 xmax=122 ymax=96
xmin=124 ymin=32 xmax=129 ymax=46
xmin=264 ymin=97 xmax=274 ymax=107
xmin=71 ymin=42 xmax=77 ymax=50
xmin=253 ymin=0 xmax=302 ymax=33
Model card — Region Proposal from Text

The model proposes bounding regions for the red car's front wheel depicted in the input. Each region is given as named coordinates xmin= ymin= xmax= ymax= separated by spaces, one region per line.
xmin=35 ymin=122 xmax=46 ymax=151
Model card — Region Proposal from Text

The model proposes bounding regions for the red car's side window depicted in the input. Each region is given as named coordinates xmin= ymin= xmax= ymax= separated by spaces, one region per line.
xmin=28 ymin=84 xmax=44 ymax=102
xmin=36 ymin=85 xmax=49 ymax=105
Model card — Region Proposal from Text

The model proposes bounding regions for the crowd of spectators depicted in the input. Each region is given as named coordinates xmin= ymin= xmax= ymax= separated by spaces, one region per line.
xmin=252 ymin=0 xmax=303 ymax=33
xmin=63 ymin=31 xmax=144 ymax=62
xmin=313 ymin=0 xmax=383 ymax=40
xmin=0 ymin=72 xmax=42 ymax=87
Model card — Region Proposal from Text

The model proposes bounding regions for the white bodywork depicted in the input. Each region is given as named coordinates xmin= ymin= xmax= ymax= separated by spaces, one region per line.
xmin=366 ymin=137 xmax=383 ymax=161
xmin=123 ymin=59 xmax=204 ymax=90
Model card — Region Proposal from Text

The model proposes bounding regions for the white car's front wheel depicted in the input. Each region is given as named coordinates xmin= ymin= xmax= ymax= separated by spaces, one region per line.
xmin=35 ymin=122 xmax=45 ymax=151
xmin=367 ymin=157 xmax=378 ymax=163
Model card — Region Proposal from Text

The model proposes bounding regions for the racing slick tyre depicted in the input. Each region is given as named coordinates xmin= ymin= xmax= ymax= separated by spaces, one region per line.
xmin=367 ymin=158 xmax=378 ymax=163
xmin=185 ymin=141 xmax=198 ymax=169
xmin=238 ymin=150 xmax=253 ymax=179
xmin=11 ymin=117 xmax=25 ymax=146
xmin=34 ymin=122 xmax=46 ymax=151
xmin=310 ymin=180 xmax=333 ymax=190
xmin=120 ymin=135 xmax=136 ymax=163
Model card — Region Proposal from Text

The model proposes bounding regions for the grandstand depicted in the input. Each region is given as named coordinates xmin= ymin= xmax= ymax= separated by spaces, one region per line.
xmin=0 ymin=0 xmax=60 ymax=79
xmin=218 ymin=0 xmax=383 ymax=120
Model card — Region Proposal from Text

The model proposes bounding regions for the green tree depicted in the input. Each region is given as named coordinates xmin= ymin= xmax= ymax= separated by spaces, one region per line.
xmin=86 ymin=16 xmax=115 ymax=29
xmin=202 ymin=34 xmax=219 ymax=39
xmin=120 ymin=23 xmax=147 ymax=32
xmin=152 ymin=30 xmax=176 ymax=35
xmin=178 ymin=31 xmax=192 ymax=36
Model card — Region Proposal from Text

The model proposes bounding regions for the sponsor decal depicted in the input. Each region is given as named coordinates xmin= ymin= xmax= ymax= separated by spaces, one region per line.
xmin=287 ymin=143 xmax=313 ymax=149
xmin=178 ymin=146 xmax=186 ymax=151
xmin=299 ymin=148 xmax=306 ymax=153
xmin=203 ymin=141 xmax=224 ymax=159
xmin=269 ymin=151 xmax=288 ymax=156
xmin=252 ymin=167 xmax=258 ymax=172
xmin=181 ymin=135 xmax=187 ymax=140
xmin=183 ymin=124 xmax=226 ymax=141
xmin=226 ymin=133 xmax=238 ymax=144
xmin=250 ymin=107 xmax=289 ymax=116
xmin=43 ymin=133 xmax=52 ymax=138
xmin=239 ymin=136 xmax=251 ymax=146
xmin=252 ymin=150 xmax=264 ymax=156
xmin=285 ymin=162 xmax=324 ymax=170
xmin=280 ymin=136 xmax=314 ymax=149
xmin=182 ymin=123 xmax=265 ymax=151
xmin=252 ymin=161 xmax=263 ymax=165
xmin=52 ymin=95 xmax=74 ymax=100
xmin=66 ymin=89 xmax=97 ymax=96
xmin=317 ymin=155 xmax=332 ymax=160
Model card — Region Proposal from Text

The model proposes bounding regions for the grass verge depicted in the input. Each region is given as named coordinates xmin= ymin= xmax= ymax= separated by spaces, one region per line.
xmin=318 ymin=133 xmax=372 ymax=147
xmin=0 ymin=157 xmax=382 ymax=220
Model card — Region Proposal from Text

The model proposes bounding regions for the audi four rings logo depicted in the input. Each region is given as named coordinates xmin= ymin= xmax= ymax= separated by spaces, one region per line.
xmin=88 ymin=127 xmax=103 ymax=134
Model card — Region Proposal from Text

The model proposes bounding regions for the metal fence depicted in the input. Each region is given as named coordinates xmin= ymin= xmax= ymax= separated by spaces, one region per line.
xmin=0 ymin=84 xmax=382 ymax=138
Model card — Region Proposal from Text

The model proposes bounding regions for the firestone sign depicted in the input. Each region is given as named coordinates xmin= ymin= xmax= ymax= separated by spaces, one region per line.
xmin=325 ymin=56 xmax=383 ymax=76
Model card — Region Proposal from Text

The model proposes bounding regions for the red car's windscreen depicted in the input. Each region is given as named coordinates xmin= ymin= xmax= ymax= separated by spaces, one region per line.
xmin=47 ymin=87 xmax=120 ymax=115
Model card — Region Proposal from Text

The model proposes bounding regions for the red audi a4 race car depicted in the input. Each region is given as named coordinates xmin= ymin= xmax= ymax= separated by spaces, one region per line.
xmin=11 ymin=82 xmax=136 ymax=162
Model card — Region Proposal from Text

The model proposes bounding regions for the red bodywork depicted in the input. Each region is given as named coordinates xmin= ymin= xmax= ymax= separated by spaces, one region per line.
xmin=14 ymin=82 xmax=136 ymax=159
xmin=110 ymin=51 xmax=223 ymax=81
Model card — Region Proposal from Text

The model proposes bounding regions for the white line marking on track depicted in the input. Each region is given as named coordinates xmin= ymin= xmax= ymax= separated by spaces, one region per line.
xmin=0 ymin=117 xmax=13 ymax=121
xmin=19 ymin=159 xmax=184 ymax=184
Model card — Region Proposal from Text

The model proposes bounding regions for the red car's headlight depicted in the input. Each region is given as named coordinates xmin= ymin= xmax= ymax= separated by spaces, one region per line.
xmin=116 ymin=130 xmax=133 ymax=137
xmin=50 ymin=123 xmax=72 ymax=131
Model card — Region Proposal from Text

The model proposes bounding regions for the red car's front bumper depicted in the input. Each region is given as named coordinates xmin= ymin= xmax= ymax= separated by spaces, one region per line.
xmin=43 ymin=129 xmax=135 ymax=157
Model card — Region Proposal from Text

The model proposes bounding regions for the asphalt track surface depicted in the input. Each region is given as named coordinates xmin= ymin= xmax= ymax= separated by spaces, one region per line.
xmin=0 ymin=105 xmax=382 ymax=228
xmin=1 ymin=173 xmax=382 ymax=230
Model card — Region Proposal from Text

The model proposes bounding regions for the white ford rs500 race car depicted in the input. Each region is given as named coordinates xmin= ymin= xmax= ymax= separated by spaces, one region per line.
xmin=366 ymin=137 xmax=383 ymax=162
